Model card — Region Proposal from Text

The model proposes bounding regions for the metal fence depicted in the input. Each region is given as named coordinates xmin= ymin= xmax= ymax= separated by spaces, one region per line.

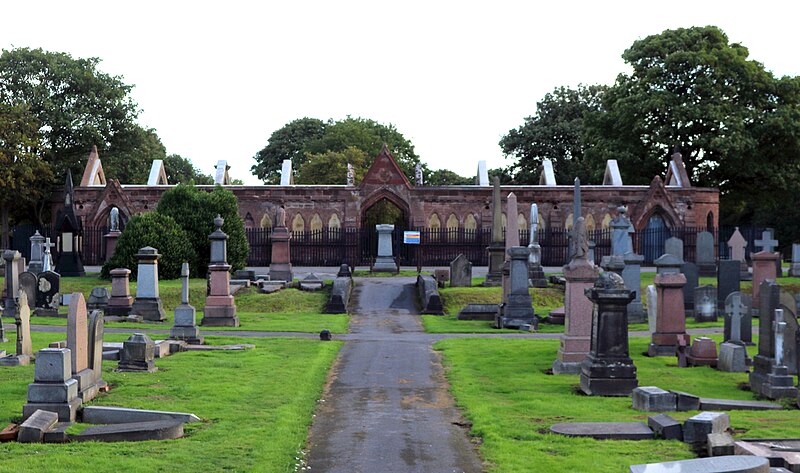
xmin=8 ymin=222 xmax=770 ymax=268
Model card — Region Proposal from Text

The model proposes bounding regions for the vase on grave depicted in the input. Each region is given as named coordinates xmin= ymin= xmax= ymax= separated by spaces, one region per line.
xmin=579 ymin=272 xmax=637 ymax=396
xmin=202 ymin=215 xmax=239 ymax=327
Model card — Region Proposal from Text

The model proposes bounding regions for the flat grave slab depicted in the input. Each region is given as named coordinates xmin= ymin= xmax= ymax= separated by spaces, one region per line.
xmin=550 ymin=422 xmax=654 ymax=440
xmin=81 ymin=406 xmax=201 ymax=424
xmin=735 ymin=439 xmax=800 ymax=472
xmin=699 ymin=398 xmax=782 ymax=411
xmin=630 ymin=455 xmax=769 ymax=473
xmin=457 ymin=304 xmax=497 ymax=321
xmin=72 ymin=420 xmax=184 ymax=442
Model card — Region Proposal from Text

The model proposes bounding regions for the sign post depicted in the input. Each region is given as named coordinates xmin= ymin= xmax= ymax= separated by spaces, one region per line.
xmin=404 ymin=230 xmax=421 ymax=274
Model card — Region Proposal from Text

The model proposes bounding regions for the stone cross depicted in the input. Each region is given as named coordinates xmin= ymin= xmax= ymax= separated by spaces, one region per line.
xmin=491 ymin=177 xmax=502 ymax=243
xmin=774 ymin=309 xmax=786 ymax=366
xmin=42 ymin=238 xmax=55 ymax=272
xmin=726 ymin=293 xmax=745 ymax=344
xmin=727 ymin=227 xmax=747 ymax=262
xmin=755 ymin=230 xmax=779 ymax=253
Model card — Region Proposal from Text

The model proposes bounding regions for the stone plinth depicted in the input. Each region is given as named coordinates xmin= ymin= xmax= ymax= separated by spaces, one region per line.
xmin=686 ymin=337 xmax=718 ymax=367
xmin=106 ymin=268 xmax=133 ymax=317
xmin=171 ymin=262 xmax=203 ymax=344
xmin=579 ymin=272 xmax=637 ymax=396
xmin=118 ymin=333 xmax=157 ymax=372
xmin=372 ymin=224 xmax=397 ymax=272
xmin=483 ymin=242 xmax=504 ymax=286
xmin=553 ymin=258 xmax=599 ymax=374
xmin=103 ymin=230 xmax=121 ymax=262
xmin=495 ymin=247 xmax=537 ymax=330
xmin=23 ymin=348 xmax=81 ymax=422
xmin=269 ymin=226 xmax=293 ymax=282
xmin=752 ymin=251 xmax=779 ymax=313
xmin=649 ymin=262 xmax=690 ymax=356
xmin=621 ymin=252 xmax=645 ymax=323
xmin=130 ymin=247 xmax=166 ymax=322
xmin=201 ymin=263 xmax=238 ymax=327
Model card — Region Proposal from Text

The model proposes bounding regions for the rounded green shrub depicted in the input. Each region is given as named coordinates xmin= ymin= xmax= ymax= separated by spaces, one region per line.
xmin=156 ymin=183 xmax=249 ymax=277
xmin=101 ymin=212 xmax=197 ymax=280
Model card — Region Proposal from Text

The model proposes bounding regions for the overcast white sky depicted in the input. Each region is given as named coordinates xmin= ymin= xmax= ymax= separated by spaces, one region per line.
xmin=2 ymin=1 xmax=799 ymax=185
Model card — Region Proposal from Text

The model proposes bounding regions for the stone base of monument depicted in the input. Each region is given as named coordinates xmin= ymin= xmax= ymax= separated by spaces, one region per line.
xmin=372 ymin=256 xmax=397 ymax=273
xmin=648 ymin=332 xmax=690 ymax=357
xmin=169 ymin=326 xmax=204 ymax=345
xmin=457 ymin=304 xmax=498 ymax=321
xmin=579 ymin=358 xmax=638 ymax=396
xmin=34 ymin=308 xmax=60 ymax=317
xmin=750 ymin=363 xmax=798 ymax=400
xmin=552 ymin=335 xmax=590 ymax=374
xmin=105 ymin=301 xmax=133 ymax=318
xmin=545 ymin=307 xmax=565 ymax=324
xmin=0 ymin=354 xmax=32 ymax=366
xmin=528 ymin=266 xmax=547 ymax=288
xmin=790 ymin=264 xmax=800 ymax=278
xmin=73 ymin=419 xmax=185 ymax=442
xmin=103 ymin=314 xmax=143 ymax=323
xmin=201 ymin=302 xmax=239 ymax=327
xmin=494 ymin=310 xmax=538 ymax=330
xmin=685 ymin=337 xmax=718 ymax=367
xmin=23 ymin=398 xmax=81 ymax=423
xmin=268 ymin=264 xmax=293 ymax=283
xmin=130 ymin=297 xmax=166 ymax=322
xmin=717 ymin=342 xmax=749 ymax=372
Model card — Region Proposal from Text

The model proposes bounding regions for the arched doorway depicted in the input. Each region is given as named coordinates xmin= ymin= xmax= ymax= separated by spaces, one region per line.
xmin=640 ymin=213 xmax=671 ymax=263
xmin=360 ymin=191 xmax=410 ymax=265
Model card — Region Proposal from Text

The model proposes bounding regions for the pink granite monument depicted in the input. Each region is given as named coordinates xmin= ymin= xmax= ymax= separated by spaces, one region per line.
xmin=106 ymin=268 xmax=133 ymax=317
xmin=752 ymin=251 xmax=779 ymax=314
xmin=269 ymin=206 xmax=293 ymax=282
xmin=649 ymin=254 xmax=690 ymax=356
xmin=553 ymin=217 xmax=599 ymax=374
xmin=201 ymin=215 xmax=239 ymax=327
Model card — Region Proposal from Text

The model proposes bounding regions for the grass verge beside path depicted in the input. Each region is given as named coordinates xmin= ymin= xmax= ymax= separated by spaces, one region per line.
xmin=0 ymin=331 xmax=341 ymax=472
xmin=435 ymin=335 xmax=800 ymax=473
xmin=19 ymin=275 xmax=350 ymax=334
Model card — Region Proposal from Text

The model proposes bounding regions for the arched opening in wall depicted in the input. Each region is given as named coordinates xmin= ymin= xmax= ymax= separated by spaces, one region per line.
xmin=428 ymin=213 xmax=442 ymax=242
xmin=328 ymin=213 xmax=341 ymax=230
xmin=310 ymin=213 xmax=323 ymax=240
xmin=641 ymin=212 xmax=671 ymax=263
xmin=291 ymin=214 xmax=305 ymax=233
xmin=464 ymin=214 xmax=478 ymax=241
xmin=446 ymin=213 xmax=459 ymax=241
xmin=706 ymin=211 xmax=714 ymax=231
xmin=361 ymin=198 xmax=407 ymax=230
xmin=601 ymin=213 xmax=612 ymax=230
xmin=260 ymin=213 xmax=273 ymax=229
xmin=361 ymin=196 xmax=408 ymax=263
xmin=565 ymin=213 xmax=574 ymax=231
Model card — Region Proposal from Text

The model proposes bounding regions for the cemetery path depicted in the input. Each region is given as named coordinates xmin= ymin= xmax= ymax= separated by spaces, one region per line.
xmin=304 ymin=277 xmax=485 ymax=473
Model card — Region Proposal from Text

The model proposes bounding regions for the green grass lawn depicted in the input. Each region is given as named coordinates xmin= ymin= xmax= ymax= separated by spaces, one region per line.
xmin=435 ymin=334 xmax=800 ymax=473
xmin=11 ymin=275 xmax=350 ymax=334
xmin=0 ymin=331 xmax=341 ymax=472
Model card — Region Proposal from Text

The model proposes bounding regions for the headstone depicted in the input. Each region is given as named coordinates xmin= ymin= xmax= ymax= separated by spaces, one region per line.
xmin=0 ymin=290 xmax=33 ymax=365
xmin=686 ymin=337 xmax=718 ymax=367
xmin=2 ymin=250 xmax=21 ymax=340
xmin=42 ymin=238 xmax=55 ymax=272
xmin=300 ymin=273 xmax=324 ymax=291
xmin=647 ymin=414 xmax=683 ymax=441
xmin=579 ymin=272 xmax=637 ymax=396
xmin=527 ymin=203 xmax=547 ymax=287
xmin=717 ymin=259 xmax=741 ymax=310
xmin=622 ymin=252 xmax=646 ymax=323
xmin=551 ymin=422 xmax=654 ymax=441
xmin=759 ymin=228 xmax=783 ymax=278
xmin=106 ymin=268 xmax=134 ymax=317
xmin=665 ymin=237 xmax=684 ymax=261
xmin=336 ymin=264 xmax=352 ymax=278
xmin=499 ymin=192 xmax=519 ymax=304
xmin=683 ymin=412 xmax=730 ymax=447
xmin=694 ymin=285 xmax=717 ymax=322
xmin=696 ymin=231 xmax=716 ymax=277
xmin=202 ymin=216 xmax=239 ymax=327
xmin=66 ymin=293 xmax=89 ymax=376
xmin=87 ymin=309 xmax=106 ymax=398
xmin=325 ymin=277 xmax=351 ymax=314
xmin=130 ymin=247 xmax=167 ymax=321
xmin=717 ymin=342 xmax=749 ymax=372
xmin=449 ymin=254 xmax=472 ymax=287
xmin=749 ymin=281 xmax=797 ymax=399
xmin=632 ymin=387 xmax=676 ymax=412
xmin=569 ymin=177 xmax=581 ymax=260
xmin=35 ymin=271 xmax=60 ymax=317
xmin=752 ymin=251 xmax=779 ymax=314
xmin=727 ymin=227 xmax=751 ymax=280
xmin=610 ymin=206 xmax=634 ymax=256
xmin=681 ymin=262 xmax=699 ymax=318
xmin=671 ymin=390 xmax=701 ymax=411
xmin=457 ymin=304 xmax=499 ymax=321
xmin=86 ymin=287 xmax=109 ymax=312
xmin=280 ymin=159 xmax=293 ymax=185
xmin=372 ymin=224 xmax=397 ymax=272
xmin=539 ymin=159 xmax=556 ymax=185
xmin=170 ymin=262 xmax=203 ymax=344
xmin=553 ymin=217 xmax=599 ymax=374
xmin=23 ymin=348 xmax=81 ymax=422
xmin=269 ymin=207 xmax=293 ymax=282
xmin=495 ymin=247 xmax=537 ymax=329
xmin=789 ymin=243 xmax=800 ymax=277
xmin=646 ymin=285 xmax=657 ymax=334
xmin=433 ymin=269 xmax=449 ymax=288
xmin=723 ymin=292 xmax=752 ymax=345
xmin=18 ymin=409 xmax=59 ymax=443
xmin=28 ymin=231 xmax=45 ymax=275
xmin=649 ymin=254 xmax=690 ymax=356
xmin=118 ymin=333 xmax=157 ymax=372
xmin=18 ymin=271 xmax=37 ymax=311
xmin=779 ymin=291 xmax=798 ymax=375
xmin=483 ymin=177 xmax=504 ymax=286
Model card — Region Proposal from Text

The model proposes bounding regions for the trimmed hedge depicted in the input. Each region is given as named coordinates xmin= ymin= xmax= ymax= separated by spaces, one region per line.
xmin=101 ymin=212 xmax=196 ymax=280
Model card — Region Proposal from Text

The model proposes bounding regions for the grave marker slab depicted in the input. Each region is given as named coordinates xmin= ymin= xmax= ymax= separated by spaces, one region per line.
xmin=718 ymin=260 xmax=741 ymax=310
xmin=696 ymin=231 xmax=716 ymax=276
xmin=629 ymin=455 xmax=769 ymax=473
xmin=449 ymin=254 xmax=472 ymax=287
xmin=694 ymin=285 xmax=717 ymax=322
xmin=130 ymin=247 xmax=166 ymax=321
xmin=35 ymin=271 xmax=60 ymax=317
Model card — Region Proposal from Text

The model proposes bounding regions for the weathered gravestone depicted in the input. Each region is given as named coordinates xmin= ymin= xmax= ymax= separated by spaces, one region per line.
xmin=646 ymin=285 xmax=657 ymax=334
xmin=791 ymin=243 xmax=800 ymax=277
xmin=622 ymin=252 xmax=646 ymax=324
xmin=727 ymin=227 xmax=751 ymax=281
xmin=27 ymin=231 xmax=46 ymax=276
xmin=118 ymin=333 xmax=157 ymax=372
xmin=130 ymin=247 xmax=167 ymax=321
xmin=18 ymin=272 xmax=37 ymax=311
xmin=23 ymin=348 xmax=81 ymax=422
xmin=580 ymin=272 xmax=637 ymax=396
xmin=202 ymin=216 xmax=238 ymax=327
xmin=681 ymin=262 xmax=699 ymax=318
xmin=694 ymin=285 xmax=717 ymax=322
xmin=0 ymin=290 xmax=33 ymax=366
xmin=449 ymin=254 xmax=472 ymax=287
xmin=649 ymin=254 xmax=690 ymax=357
xmin=664 ymin=237 xmax=684 ymax=262
xmin=527 ymin=203 xmax=547 ymax=288
xmin=696 ymin=231 xmax=717 ymax=277
xmin=87 ymin=287 xmax=110 ymax=312
xmin=723 ymin=292 xmax=752 ymax=345
xmin=750 ymin=281 xmax=798 ymax=399
xmin=495 ymin=247 xmax=537 ymax=330
xmin=270 ymin=207 xmax=293 ymax=281
xmin=717 ymin=259 xmax=741 ymax=310
xmin=779 ymin=291 xmax=798 ymax=375
xmin=299 ymin=273 xmax=324 ymax=291
xmin=67 ymin=293 xmax=98 ymax=402
xmin=170 ymin=262 xmax=203 ymax=345
xmin=1 ymin=250 xmax=21 ymax=340
xmin=35 ymin=271 xmax=61 ymax=317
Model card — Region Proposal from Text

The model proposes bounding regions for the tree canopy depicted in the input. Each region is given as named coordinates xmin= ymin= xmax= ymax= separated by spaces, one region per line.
xmin=252 ymin=116 xmax=423 ymax=184
xmin=164 ymin=154 xmax=214 ymax=185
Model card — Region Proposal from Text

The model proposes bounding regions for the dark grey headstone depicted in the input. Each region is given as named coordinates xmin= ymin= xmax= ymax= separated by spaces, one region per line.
xmin=449 ymin=254 xmax=472 ymax=287
xmin=717 ymin=260 xmax=741 ymax=310
xmin=18 ymin=409 xmax=59 ymax=443
xmin=632 ymin=386 xmax=676 ymax=412
xmin=696 ymin=231 xmax=716 ymax=276
xmin=683 ymin=411 xmax=730 ymax=445
xmin=457 ymin=304 xmax=499 ymax=321
xmin=35 ymin=271 xmax=60 ymax=316
xmin=630 ymin=455 xmax=769 ymax=473
xmin=72 ymin=419 xmax=184 ymax=442
xmin=87 ymin=287 xmax=109 ymax=311
xmin=717 ymin=342 xmax=748 ymax=373
xmin=665 ymin=237 xmax=684 ymax=261
xmin=681 ymin=262 xmax=699 ymax=314
xmin=118 ymin=333 xmax=156 ymax=372
xmin=19 ymin=272 xmax=37 ymax=308
xmin=694 ymin=285 xmax=717 ymax=322
xmin=671 ymin=390 xmax=701 ymax=411
xmin=647 ymin=414 xmax=683 ymax=441
xmin=550 ymin=422 xmax=654 ymax=440
xmin=724 ymin=292 xmax=752 ymax=345
xmin=698 ymin=398 xmax=781 ymax=411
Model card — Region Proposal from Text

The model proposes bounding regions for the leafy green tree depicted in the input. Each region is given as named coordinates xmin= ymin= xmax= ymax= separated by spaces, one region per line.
xmin=102 ymin=125 xmax=166 ymax=184
xmin=156 ymin=184 xmax=249 ymax=276
xmin=426 ymin=169 xmax=473 ymax=186
xmin=0 ymin=47 xmax=140 ymax=180
xmin=500 ymin=84 xmax=607 ymax=184
xmin=101 ymin=212 xmax=196 ymax=280
xmin=0 ymin=103 xmax=53 ymax=245
xmin=163 ymin=154 xmax=214 ymax=184
xmin=251 ymin=117 xmax=327 ymax=184
xmin=296 ymin=147 xmax=369 ymax=185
